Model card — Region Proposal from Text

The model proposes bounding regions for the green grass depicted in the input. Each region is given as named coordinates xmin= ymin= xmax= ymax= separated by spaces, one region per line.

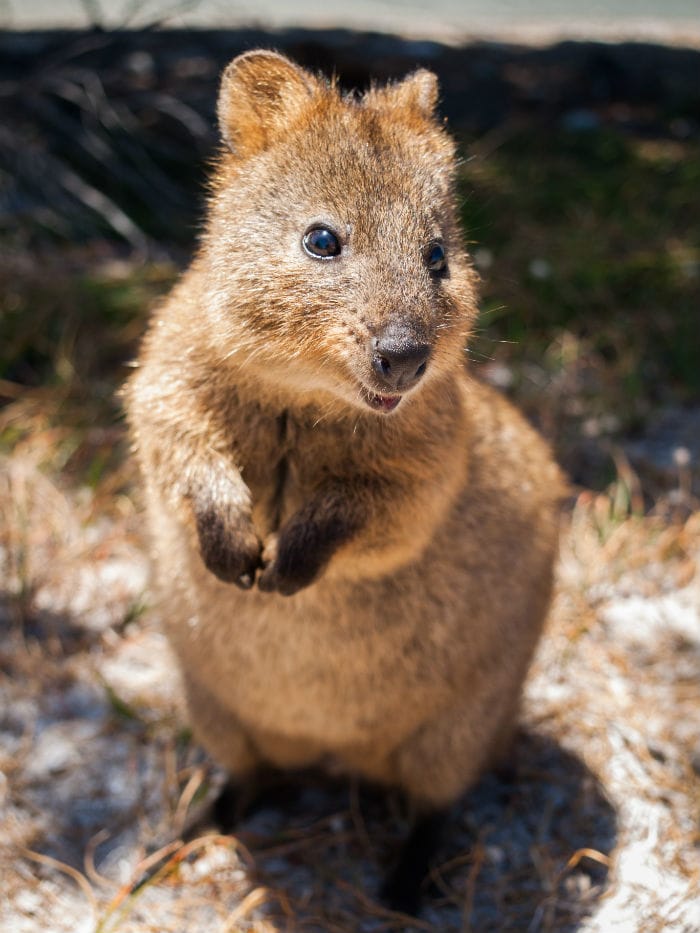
xmin=460 ymin=128 xmax=700 ymax=409
xmin=0 ymin=260 xmax=175 ymax=400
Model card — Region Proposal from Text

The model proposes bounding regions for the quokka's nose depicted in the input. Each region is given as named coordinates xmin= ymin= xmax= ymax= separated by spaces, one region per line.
xmin=371 ymin=325 xmax=431 ymax=391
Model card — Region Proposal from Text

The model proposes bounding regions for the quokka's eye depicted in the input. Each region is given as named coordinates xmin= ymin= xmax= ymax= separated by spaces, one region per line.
xmin=425 ymin=241 xmax=447 ymax=273
xmin=302 ymin=227 xmax=341 ymax=259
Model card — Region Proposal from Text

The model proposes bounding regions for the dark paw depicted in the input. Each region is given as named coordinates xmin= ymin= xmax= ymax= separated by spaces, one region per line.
xmin=381 ymin=867 xmax=424 ymax=917
xmin=212 ymin=770 xmax=299 ymax=828
xmin=257 ymin=543 xmax=321 ymax=596
xmin=256 ymin=528 xmax=331 ymax=596
xmin=257 ymin=502 xmax=357 ymax=596
xmin=195 ymin=507 xmax=262 ymax=588
xmin=381 ymin=809 xmax=447 ymax=916
xmin=212 ymin=778 xmax=244 ymax=831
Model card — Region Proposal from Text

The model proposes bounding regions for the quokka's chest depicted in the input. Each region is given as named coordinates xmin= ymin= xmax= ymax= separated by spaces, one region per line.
xmin=227 ymin=407 xmax=372 ymax=528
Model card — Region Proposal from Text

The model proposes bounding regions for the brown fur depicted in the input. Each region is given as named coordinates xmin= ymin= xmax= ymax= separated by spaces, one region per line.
xmin=126 ymin=50 xmax=563 ymax=832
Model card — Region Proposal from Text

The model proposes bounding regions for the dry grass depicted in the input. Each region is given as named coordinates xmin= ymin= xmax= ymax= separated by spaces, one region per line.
xmin=1 ymin=407 xmax=698 ymax=932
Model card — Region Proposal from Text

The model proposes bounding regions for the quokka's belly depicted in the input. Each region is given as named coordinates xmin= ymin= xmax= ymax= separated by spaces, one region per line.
xmin=169 ymin=562 xmax=460 ymax=750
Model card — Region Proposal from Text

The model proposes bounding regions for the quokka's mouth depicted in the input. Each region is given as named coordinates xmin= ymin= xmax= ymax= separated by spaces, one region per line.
xmin=360 ymin=387 xmax=402 ymax=413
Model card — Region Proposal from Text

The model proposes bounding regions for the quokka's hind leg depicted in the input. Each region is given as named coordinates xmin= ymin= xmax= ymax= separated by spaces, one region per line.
xmin=185 ymin=766 xmax=294 ymax=839
xmin=212 ymin=765 xmax=305 ymax=831
xmin=180 ymin=675 xmax=331 ymax=832
xmin=179 ymin=673 xmax=264 ymax=836
xmin=380 ymin=807 xmax=449 ymax=915
xmin=381 ymin=694 xmax=520 ymax=914
xmin=182 ymin=672 xmax=261 ymax=777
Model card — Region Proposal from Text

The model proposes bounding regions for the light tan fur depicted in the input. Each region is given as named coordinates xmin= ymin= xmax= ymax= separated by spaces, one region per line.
xmin=125 ymin=51 xmax=564 ymax=814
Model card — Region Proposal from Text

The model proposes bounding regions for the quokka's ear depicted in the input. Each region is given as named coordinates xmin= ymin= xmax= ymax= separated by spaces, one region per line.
xmin=378 ymin=69 xmax=439 ymax=119
xmin=217 ymin=50 xmax=318 ymax=157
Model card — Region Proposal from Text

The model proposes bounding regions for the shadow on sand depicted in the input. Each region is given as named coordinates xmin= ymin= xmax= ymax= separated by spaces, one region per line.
xmin=229 ymin=728 xmax=617 ymax=931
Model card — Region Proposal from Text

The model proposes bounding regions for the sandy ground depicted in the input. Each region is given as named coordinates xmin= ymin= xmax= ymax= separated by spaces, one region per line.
xmin=1 ymin=444 xmax=698 ymax=932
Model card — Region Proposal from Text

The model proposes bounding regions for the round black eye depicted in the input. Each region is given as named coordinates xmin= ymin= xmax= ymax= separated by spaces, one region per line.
xmin=302 ymin=227 xmax=341 ymax=259
xmin=425 ymin=241 xmax=447 ymax=273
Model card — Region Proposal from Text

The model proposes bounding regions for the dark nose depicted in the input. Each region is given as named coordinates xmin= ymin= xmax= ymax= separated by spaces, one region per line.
xmin=371 ymin=324 xmax=431 ymax=391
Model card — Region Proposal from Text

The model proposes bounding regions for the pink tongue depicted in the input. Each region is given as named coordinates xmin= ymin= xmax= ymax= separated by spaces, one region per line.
xmin=376 ymin=394 xmax=400 ymax=412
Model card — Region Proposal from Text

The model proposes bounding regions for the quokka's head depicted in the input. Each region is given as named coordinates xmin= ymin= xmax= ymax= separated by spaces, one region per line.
xmin=203 ymin=50 xmax=478 ymax=415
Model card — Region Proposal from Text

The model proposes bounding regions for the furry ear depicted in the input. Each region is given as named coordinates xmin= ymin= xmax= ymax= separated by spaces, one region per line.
xmin=381 ymin=69 xmax=439 ymax=119
xmin=217 ymin=50 xmax=317 ymax=157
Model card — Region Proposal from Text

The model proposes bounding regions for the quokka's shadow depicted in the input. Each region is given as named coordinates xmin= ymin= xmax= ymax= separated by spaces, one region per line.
xmin=223 ymin=729 xmax=617 ymax=932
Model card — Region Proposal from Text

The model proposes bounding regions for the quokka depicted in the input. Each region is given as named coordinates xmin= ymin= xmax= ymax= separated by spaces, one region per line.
xmin=126 ymin=49 xmax=564 ymax=913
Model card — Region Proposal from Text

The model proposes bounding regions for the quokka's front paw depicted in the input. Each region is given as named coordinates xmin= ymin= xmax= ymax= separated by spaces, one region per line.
xmin=257 ymin=504 xmax=356 ymax=596
xmin=194 ymin=505 xmax=262 ymax=588
xmin=257 ymin=530 xmax=322 ymax=596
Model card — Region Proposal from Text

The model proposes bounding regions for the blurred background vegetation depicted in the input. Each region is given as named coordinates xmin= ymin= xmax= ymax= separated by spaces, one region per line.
xmin=1 ymin=22 xmax=699 ymax=505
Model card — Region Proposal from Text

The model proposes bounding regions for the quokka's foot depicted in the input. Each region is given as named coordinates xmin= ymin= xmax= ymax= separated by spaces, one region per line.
xmin=381 ymin=808 xmax=447 ymax=916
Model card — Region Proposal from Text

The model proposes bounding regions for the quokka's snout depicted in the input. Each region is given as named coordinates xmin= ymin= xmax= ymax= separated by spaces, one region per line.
xmin=369 ymin=320 xmax=432 ymax=392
